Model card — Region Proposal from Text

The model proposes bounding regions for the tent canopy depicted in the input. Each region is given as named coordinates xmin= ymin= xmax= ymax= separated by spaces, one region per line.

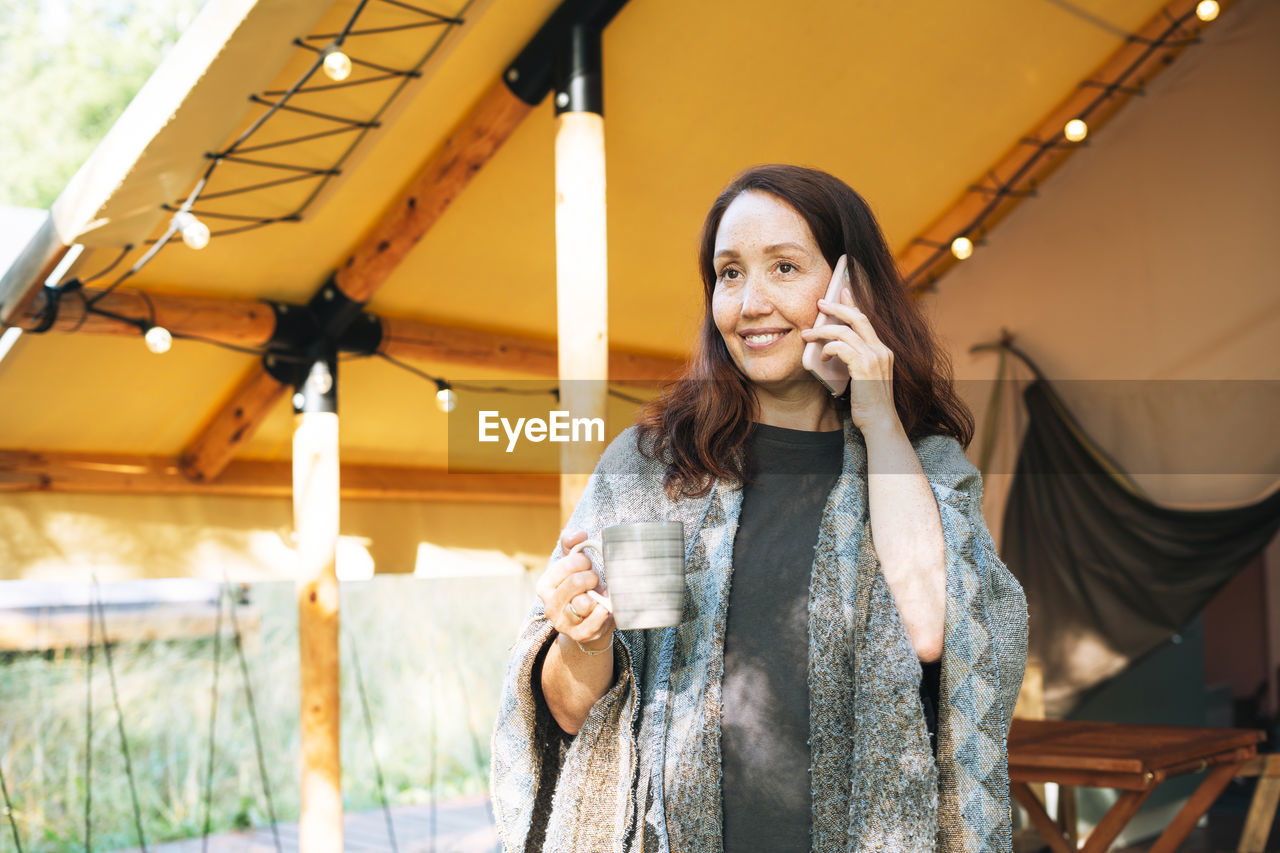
xmin=0 ymin=0 xmax=1209 ymax=477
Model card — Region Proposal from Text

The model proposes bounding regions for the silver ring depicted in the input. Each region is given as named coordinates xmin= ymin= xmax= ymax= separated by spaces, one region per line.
xmin=567 ymin=601 xmax=583 ymax=621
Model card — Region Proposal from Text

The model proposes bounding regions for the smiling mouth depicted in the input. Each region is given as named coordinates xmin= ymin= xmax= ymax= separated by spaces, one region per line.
xmin=740 ymin=330 xmax=788 ymax=349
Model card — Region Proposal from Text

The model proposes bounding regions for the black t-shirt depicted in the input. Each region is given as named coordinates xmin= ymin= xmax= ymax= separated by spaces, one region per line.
xmin=720 ymin=422 xmax=941 ymax=852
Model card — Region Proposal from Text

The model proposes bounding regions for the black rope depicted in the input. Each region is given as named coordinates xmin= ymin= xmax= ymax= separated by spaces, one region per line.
xmin=83 ymin=598 xmax=93 ymax=853
xmin=1 ymin=741 xmax=23 ymax=853
xmin=82 ymin=304 xmax=146 ymax=332
xmin=375 ymin=350 xmax=655 ymax=405
xmin=306 ymin=19 xmax=454 ymax=39
xmin=87 ymin=217 xmax=180 ymax=307
xmin=136 ymin=289 xmax=158 ymax=330
xmin=162 ymin=207 xmax=325 ymax=223
xmin=218 ymin=54 xmax=326 ymax=154
xmin=199 ymin=586 xmax=226 ymax=852
xmin=226 ymin=584 xmax=283 ymax=853
xmin=212 ymin=153 xmax=342 ymax=173
xmin=247 ymin=95 xmax=380 ymax=129
xmin=292 ymin=1 xmax=471 ymax=216
xmin=229 ymin=126 xmax=364 ymax=155
xmin=142 ymin=218 xmax=299 ymax=243
xmin=207 ymin=221 xmax=293 ymax=239
xmin=170 ymin=331 xmax=275 ymax=358
xmin=264 ymin=73 xmax=410 ymax=96
xmin=292 ymin=39 xmax=419 ymax=77
xmin=92 ymin=582 xmax=148 ymax=852
xmin=1080 ymin=78 xmax=1145 ymax=97
xmin=607 ymin=387 xmax=650 ymax=406
xmin=347 ymin=632 xmax=399 ymax=852
xmin=76 ymin=245 xmax=134 ymax=287
xmin=335 ymin=0 xmax=371 ymax=45
xmin=374 ymin=0 xmax=464 ymax=23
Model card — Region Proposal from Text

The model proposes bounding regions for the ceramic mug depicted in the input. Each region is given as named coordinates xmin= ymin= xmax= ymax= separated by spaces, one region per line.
xmin=569 ymin=521 xmax=685 ymax=630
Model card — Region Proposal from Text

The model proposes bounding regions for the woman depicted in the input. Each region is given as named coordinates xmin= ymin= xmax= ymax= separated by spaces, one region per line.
xmin=491 ymin=165 xmax=1028 ymax=852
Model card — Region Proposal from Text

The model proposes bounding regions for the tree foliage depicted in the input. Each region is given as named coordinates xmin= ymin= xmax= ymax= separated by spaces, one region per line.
xmin=0 ymin=0 xmax=205 ymax=208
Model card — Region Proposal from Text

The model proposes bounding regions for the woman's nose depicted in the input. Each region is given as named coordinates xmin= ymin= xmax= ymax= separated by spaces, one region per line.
xmin=740 ymin=277 xmax=772 ymax=316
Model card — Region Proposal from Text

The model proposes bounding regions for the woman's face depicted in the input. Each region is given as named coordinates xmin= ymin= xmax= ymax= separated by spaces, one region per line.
xmin=711 ymin=191 xmax=834 ymax=394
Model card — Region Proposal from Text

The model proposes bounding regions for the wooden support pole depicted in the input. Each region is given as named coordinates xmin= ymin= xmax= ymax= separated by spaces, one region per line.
xmin=293 ymin=356 xmax=341 ymax=852
xmin=554 ymin=110 xmax=609 ymax=524
xmin=554 ymin=22 xmax=609 ymax=526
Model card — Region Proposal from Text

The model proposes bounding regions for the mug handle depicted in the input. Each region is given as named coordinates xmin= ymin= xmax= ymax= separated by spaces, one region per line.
xmin=568 ymin=538 xmax=614 ymax=614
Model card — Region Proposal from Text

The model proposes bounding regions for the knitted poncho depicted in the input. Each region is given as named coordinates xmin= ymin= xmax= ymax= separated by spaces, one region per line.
xmin=491 ymin=420 xmax=1028 ymax=852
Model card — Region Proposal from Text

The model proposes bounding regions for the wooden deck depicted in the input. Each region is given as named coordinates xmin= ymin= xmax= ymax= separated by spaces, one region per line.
xmin=113 ymin=794 xmax=501 ymax=853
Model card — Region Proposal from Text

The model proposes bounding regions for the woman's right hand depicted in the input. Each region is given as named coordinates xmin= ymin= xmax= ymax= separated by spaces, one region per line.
xmin=536 ymin=528 xmax=615 ymax=652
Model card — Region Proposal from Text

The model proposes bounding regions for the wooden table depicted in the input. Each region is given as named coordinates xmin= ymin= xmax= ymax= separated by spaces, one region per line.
xmin=1008 ymin=719 xmax=1265 ymax=853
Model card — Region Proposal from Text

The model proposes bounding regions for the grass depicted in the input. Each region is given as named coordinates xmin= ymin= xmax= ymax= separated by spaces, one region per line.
xmin=0 ymin=573 xmax=537 ymax=852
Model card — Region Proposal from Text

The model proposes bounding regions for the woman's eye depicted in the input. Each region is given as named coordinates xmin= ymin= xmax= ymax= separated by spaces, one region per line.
xmin=778 ymin=263 xmax=795 ymax=274
xmin=721 ymin=268 xmax=740 ymax=280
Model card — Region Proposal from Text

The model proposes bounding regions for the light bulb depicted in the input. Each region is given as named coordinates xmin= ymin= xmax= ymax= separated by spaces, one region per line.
xmin=436 ymin=387 xmax=457 ymax=413
xmin=1196 ymin=0 xmax=1219 ymax=21
xmin=323 ymin=48 xmax=352 ymax=82
xmin=144 ymin=325 xmax=172 ymax=354
xmin=950 ymin=236 xmax=974 ymax=260
xmin=172 ymin=210 xmax=210 ymax=250
xmin=1064 ymin=119 xmax=1088 ymax=142
xmin=306 ymin=360 xmax=333 ymax=396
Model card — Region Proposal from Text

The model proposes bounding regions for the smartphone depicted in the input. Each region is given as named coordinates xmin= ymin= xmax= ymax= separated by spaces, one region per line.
xmin=803 ymin=254 xmax=855 ymax=396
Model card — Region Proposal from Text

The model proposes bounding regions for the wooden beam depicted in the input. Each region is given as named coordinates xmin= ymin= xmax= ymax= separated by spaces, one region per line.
xmin=899 ymin=0 xmax=1230 ymax=295
xmin=0 ymin=450 xmax=559 ymax=503
xmin=334 ymin=80 xmax=533 ymax=301
xmin=7 ymin=284 xmax=684 ymax=381
xmin=179 ymin=367 xmax=290 ymax=482
xmin=382 ymin=315 xmax=680 ymax=382
xmin=10 ymin=284 xmax=276 ymax=345
xmin=178 ymin=80 xmax=534 ymax=484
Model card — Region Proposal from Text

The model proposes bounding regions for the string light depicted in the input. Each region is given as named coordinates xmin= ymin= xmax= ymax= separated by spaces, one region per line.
xmin=906 ymin=2 xmax=1225 ymax=291
xmin=1196 ymin=0 xmax=1219 ymax=21
xmin=323 ymin=46 xmax=352 ymax=82
xmin=171 ymin=211 xmax=210 ymax=250
xmin=435 ymin=380 xmax=457 ymax=413
xmin=306 ymin=360 xmax=334 ymax=395
xmin=144 ymin=325 xmax=172 ymax=354
xmin=68 ymin=4 xmax=466 ymax=304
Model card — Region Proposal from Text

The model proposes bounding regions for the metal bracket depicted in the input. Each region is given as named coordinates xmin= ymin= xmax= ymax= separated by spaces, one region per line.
xmin=503 ymin=0 xmax=627 ymax=108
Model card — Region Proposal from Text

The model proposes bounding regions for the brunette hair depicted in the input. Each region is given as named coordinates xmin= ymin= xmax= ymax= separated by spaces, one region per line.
xmin=636 ymin=164 xmax=974 ymax=498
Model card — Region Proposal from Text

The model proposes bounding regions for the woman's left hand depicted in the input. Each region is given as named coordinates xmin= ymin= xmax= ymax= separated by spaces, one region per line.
xmin=799 ymin=286 xmax=899 ymax=434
